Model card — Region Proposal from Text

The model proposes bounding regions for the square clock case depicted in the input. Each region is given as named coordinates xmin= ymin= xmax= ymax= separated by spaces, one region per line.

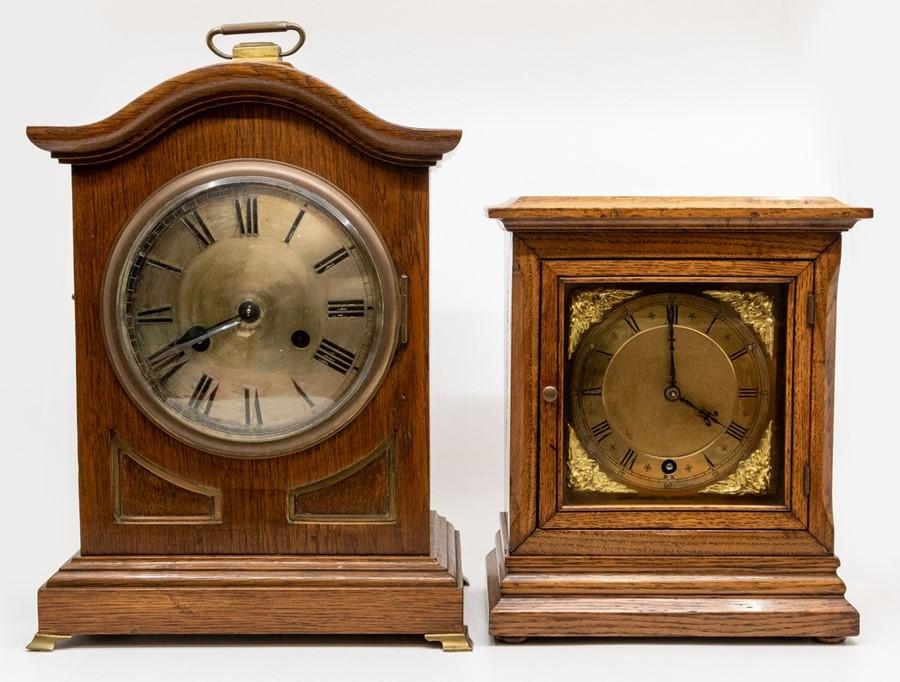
xmin=486 ymin=196 xmax=871 ymax=643
xmin=25 ymin=22 xmax=470 ymax=652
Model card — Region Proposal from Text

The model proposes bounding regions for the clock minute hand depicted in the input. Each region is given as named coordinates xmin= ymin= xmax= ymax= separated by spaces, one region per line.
xmin=677 ymin=394 xmax=724 ymax=428
xmin=667 ymin=312 xmax=677 ymax=388
xmin=152 ymin=314 xmax=242 ymax=365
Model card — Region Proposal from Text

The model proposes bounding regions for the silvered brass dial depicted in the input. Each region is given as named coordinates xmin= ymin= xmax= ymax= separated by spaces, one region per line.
xmin=102 ymin=160 xmax=399 ymax=458
xmin=569 ymin=292 xmax=771 ymax=492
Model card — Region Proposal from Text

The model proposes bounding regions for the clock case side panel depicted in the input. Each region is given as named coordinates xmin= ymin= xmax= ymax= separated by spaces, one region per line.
xmin=808 ymin=237 xmax=843 ymax=552
xmin=68 ymin=103 xmax=433 ymax=555
xmin=505 ymin=237 xmax=543 ymax=550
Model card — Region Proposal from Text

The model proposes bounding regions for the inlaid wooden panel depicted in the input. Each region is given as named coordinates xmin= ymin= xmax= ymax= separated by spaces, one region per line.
xmin=112 ymin=434 xmax=221 ymax=524
xmin=289 ymin=434 xmax=397 ymax=522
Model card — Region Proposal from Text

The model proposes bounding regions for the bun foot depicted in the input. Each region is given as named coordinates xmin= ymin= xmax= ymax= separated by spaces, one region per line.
xmin=814 ymin=636 xmax=846 ymax=644
xmin=495 ymin=635 xmax=528 ymax=644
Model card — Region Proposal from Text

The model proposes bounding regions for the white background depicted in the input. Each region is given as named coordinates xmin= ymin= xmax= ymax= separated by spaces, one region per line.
xmin=1 ymin=1 xmax=898 ymax=680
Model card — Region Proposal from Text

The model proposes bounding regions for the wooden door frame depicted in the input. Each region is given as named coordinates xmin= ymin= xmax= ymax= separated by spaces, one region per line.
xmin=506 ymin=237 xmax=841 ymax=557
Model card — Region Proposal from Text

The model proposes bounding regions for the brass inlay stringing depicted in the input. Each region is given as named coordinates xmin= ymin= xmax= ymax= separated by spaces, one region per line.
xmin=567 ymin=426 xmax=636 ymax=494
xmin=287 ymin=433 xmax=397 ymax=524
xmin=110 ymin=433 xmax=222 ymax=524
xmin=704 ymin=290 xmax=774 ymax=355
xmin=567 ymin=289 xmax=639 ymax=358
xmin=700 ymin=422 xmax=773 ymax=495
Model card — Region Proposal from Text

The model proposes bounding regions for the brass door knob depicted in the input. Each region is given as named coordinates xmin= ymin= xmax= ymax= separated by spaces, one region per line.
xmin=542 ymin=386 xmax=558 ymax=403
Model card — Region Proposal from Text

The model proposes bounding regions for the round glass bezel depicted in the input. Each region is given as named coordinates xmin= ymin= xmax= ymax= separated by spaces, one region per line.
xmin=101 ymin=159 xmax=400 ymax=458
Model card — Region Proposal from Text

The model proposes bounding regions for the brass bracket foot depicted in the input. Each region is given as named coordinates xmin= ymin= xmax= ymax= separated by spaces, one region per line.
xmin=26 ymin=633 xmax=72 ymax=652
xmin=425 ymin=626 xmax=473 ymax=652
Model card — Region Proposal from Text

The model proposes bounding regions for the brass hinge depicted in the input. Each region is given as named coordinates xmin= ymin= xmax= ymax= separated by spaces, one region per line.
xmin=399 ymin=275 xmax=409 ymax=344
xmin=803 ymin=464 xmax=811 ymax=496
xmin=806 ymin=293 xmax=815 ymax=326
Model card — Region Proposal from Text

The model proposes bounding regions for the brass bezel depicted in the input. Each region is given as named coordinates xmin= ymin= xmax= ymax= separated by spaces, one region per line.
xmin=101 ymin=159 xmax=400 ymax=459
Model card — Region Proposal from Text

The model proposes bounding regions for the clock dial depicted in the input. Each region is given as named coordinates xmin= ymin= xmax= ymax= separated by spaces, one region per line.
xmin=569 ymin=293 xmax=772 ymax=492
xmin=103 ymin=161 xmax=399 ymax=457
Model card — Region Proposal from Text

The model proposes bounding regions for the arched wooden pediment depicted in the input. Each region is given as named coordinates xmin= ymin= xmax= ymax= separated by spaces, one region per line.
xmin=26 ymin=62 xmax=461 ymax=167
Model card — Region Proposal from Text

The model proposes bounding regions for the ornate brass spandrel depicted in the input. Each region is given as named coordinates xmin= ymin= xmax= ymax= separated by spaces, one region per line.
xmin=700 ymin=422 xmax=773 ymax=495
xmin=568 ymin=289 xmax=639 ymax=358
xmin=701 ymin=290 xmax=775 ymax=495
xmin=704 ymin=290 xmax=774 ymax=355
xmin=567 ymin=426 xmax=636 ymax=494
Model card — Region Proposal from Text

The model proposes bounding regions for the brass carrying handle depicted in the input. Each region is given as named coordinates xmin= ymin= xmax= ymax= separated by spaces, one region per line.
xmin=206 ymin=21 xmax=306 ymax=60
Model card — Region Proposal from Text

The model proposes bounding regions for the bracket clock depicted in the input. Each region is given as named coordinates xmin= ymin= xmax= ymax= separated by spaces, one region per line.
xmin=486 ymin=196 xmax=871 ymax=642
xmin=25 ymin=22 xmax=470 ymax=652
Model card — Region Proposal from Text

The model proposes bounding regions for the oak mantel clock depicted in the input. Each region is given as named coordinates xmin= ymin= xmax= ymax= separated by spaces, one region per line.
xmin=25 ymin=22 xmax=469 ymax=652
xmin=486 ymin=196 xmax=871 ymax=642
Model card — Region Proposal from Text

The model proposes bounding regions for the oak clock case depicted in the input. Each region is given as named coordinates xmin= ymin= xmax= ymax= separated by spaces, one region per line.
xmin=486 ymin=197 xmax=872 ymax=643
xmin=25 ymin=22 xmax=469 ymax=652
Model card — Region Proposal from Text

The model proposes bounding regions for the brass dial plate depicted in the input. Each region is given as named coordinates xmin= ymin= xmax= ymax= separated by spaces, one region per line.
xmin=102 ymin=160 xmax=399 ymax=458
xmin=569 ymin=292 xmax=772 ymax=493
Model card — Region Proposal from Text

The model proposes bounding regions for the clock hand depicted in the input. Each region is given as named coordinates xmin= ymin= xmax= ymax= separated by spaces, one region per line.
xmin=667 ymin=311 xmax=677 ymax=389
xmin=151 ymin=314 xmax=242 ymax=366
xmin=677 ymin=394 xmax=724 ymax=428
xmin=662 ymin=304 xmax=683 ymax=403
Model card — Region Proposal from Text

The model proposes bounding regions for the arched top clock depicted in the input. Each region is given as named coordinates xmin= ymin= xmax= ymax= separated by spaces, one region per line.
xmin=26 ymin=23 xmax=469 ymax=651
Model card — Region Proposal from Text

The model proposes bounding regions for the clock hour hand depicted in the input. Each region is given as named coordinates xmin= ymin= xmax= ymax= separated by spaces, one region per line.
xmin=151 ymin=314 xmax=242 ymax=366
xmin=677 ymin=394 xmax=724 ymax=428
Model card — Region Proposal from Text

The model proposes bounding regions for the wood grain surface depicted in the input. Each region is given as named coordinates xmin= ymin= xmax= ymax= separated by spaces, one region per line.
xmin=520 ymin=231 xmax=842 ymax=260
xmin=28 ymin=57 xmax=465 ymax=643
xmin=63 ymin=103 xmax=432 ymax=555
xmin=37 ymin=512 xmax=465 ymax=637
xmin=487 ymin=524 xmax=857 ymax=640
xmin=26 ymin=60 xmax=463 ymax=555
xmin=26 ymin=62 xmax=461 ymax=167
xmin=507 ymin=239 xmax=542 ymax=550
xmin=489 ymin=196 xmax=872 ymax=230
xmin=487 ymin=196 xmax=869 ymax=640
xmin=808 ymin=238 xmax=843 ymax=551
